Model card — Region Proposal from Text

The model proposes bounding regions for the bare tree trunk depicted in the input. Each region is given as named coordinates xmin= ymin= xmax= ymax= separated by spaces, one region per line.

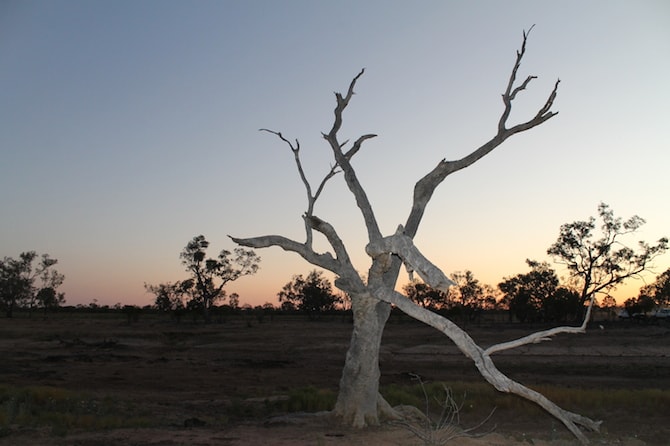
xmin=333 ymin=293 xmax=393 ymax=427
xmin=232 ymin=29 xmax=609 ymax=443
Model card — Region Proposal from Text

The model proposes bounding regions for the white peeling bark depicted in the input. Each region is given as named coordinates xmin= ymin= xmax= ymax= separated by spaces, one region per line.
xmin=332 ymin=294 xmax=393 ymax=427
xmin=231 ymin=27 xmax=600 ymax=445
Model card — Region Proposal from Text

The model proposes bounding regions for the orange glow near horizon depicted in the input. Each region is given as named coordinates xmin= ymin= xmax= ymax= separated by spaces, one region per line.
xmin=3 ymin=3 xmax=668 ymax=317
xmin=59 ymin=258 xmax=667 ymax=310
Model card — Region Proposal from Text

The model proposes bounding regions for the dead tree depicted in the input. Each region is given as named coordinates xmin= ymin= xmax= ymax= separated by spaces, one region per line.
xmin=232 ymin=29 xmax=601 ymax=444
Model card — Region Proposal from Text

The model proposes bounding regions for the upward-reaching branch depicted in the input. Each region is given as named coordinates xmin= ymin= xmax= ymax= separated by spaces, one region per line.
xmin=405 ymin=28 xmax=559 ymax=238
xmin=258 ymin=129 xmax=313 ymax=204
xmin=323 ymin=68 xmax=383 ymax=242
xmin=328 ymin=69 xmax=366 ymax=137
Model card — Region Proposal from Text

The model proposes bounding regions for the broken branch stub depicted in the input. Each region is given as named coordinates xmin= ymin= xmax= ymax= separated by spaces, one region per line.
xmin=366 ymin=226 xmax=455 ymax=292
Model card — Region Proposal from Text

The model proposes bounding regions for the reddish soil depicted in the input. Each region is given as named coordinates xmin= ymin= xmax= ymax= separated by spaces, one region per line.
xmin=0 ymin=312 xmax=668 ymax=445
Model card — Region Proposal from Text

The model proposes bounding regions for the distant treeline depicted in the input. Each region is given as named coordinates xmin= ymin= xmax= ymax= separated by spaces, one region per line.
xmin=7 ymin=303 xmax=652 ymax=328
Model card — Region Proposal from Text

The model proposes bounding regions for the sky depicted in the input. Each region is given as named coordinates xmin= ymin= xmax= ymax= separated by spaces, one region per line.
xmin=1 ymin=1 xmax=669 ymax=308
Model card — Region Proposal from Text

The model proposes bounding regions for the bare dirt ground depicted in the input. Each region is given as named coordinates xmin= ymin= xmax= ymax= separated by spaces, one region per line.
xmin=1 ymin=312 xmax=668 ymax=445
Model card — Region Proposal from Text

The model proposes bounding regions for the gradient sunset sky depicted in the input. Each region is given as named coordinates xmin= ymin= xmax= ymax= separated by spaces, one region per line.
xmin=2 ymin=1 xmax=669 ymax=308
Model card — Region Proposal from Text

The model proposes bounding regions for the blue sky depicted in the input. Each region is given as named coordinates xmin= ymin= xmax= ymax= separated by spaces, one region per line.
xmin=1 ymin=1 xmax=669 ymax=307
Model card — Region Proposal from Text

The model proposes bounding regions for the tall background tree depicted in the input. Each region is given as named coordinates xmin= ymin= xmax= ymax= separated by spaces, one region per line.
xmin=547 ymin=203 xmax=668 ymax=318
xmin=232 ymin=31 xmax=605 ymax=442
xmin=278 ymin=270 xmax=341 ymax=319
xmin=145 ymin=235 xmax=260 ymax=323
xmin=182 ymin=235 xmax=260 ymax=322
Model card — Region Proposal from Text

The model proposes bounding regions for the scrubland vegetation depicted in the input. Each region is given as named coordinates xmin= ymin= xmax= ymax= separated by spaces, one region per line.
xmin=0 ymin=310 xmax=668 ymax=444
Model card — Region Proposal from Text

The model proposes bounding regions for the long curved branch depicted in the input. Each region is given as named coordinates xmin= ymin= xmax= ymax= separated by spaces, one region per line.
xmin=373 ymin=287 xmax=601 ymax=444
xmin=485 ymin=295 xmax=596 ymax=355
xmin=229 ymin=234 xmax=339 ymax=273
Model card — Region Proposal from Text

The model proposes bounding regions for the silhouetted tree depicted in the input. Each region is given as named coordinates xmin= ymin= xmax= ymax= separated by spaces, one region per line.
xmin=548 ymin=203 xmax=668 ymax=320
xmin=232 ymin=30 xmax=602 ymax=442
xmin=36 ymin=287 xmax=65 ymax=317
xmin=34 ymin=258 xmax=65 ymax=317
xmin=0 ymin=252 xmax=64 ymax=318
xmin=624 ymin=295 xmax=655 ymax=319
xmin=543 ymin=286 xmax=580 ymax=323
xmin=640 ymin=268 xmax=670 ymax=307
xmin=600 ymin=295 xmax=616 ymax=309
xmin=180 ymin=235 xmax=260 ymax=323
xmin=499 ymin=260 xmax=558 ymax=323
xmin=278 ymin=270 xmax=341 ymax=319
xmin=450 ymin=270 xmax=488 ymax=321
xmin=480 ymin=284 xmax=501 ymax=311
xmin=145 ymin=281 xmax=189 ymax=321
xmin=403 ymin=280 xmax=449 ymax=310
xmin=228 ymin=292 xmax=240 ymax=310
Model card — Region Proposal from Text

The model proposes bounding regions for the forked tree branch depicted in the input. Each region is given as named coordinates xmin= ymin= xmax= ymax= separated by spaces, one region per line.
xmin=405 ymin=28 xmax=560 ymax=238
xmin=328 ymin=68 xmax=366 ymax=137
xmin=498 ymin=25 xmax=560 ymax=133
xmin=246 ymin=96 xmax=376 ymax=276
xmin=259 ymin=128 xmax=341 ymax=249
